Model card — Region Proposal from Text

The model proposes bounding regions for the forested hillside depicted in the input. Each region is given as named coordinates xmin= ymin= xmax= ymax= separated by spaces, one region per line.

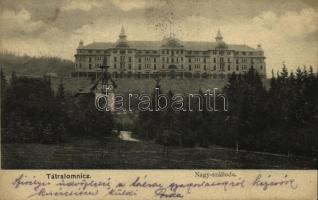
xmin=0 ymin=51 xmax=74 ymax=77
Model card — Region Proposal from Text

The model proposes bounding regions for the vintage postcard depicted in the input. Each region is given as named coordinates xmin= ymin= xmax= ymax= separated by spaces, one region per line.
xmin=0 ymin=0 xmax=317 ymax=199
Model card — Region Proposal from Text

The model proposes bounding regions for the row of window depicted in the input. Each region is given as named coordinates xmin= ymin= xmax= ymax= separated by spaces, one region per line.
xmin=85 ymin=63 xmax=263 ymax=71
xmin=87 ymin=56 xmax=260 ymax=64
xmin=80 ymin=49 xmax=258 ymax=56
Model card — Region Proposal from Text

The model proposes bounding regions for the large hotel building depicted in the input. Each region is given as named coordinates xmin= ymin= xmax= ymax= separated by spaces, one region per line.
xmin=74 ymin=27 xmax=266 ymax=78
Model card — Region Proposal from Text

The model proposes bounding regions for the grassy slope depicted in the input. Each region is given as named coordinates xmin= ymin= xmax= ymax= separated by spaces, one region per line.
xmin=2 ymin=138 xmax=316 ymax=169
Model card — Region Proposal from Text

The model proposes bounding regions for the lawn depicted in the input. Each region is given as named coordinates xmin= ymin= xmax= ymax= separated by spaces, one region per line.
xmin=1 ymin=135 xmax=316 ymax=169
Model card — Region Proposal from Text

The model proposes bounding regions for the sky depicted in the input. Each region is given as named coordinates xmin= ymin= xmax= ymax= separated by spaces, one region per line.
xmin=0 ymin=0 xmax=317 ymax=76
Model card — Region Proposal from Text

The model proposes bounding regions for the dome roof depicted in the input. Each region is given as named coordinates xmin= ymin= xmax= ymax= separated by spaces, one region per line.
xmin=214 ymin=29 xmax=228 ymax=49
xmin=116 ymin=26 xmax=129 ymax=48
xmin=215 ymin=41 xmax=228 ymax=49
xmin=161 ymin=37 xmax=184 ymax=48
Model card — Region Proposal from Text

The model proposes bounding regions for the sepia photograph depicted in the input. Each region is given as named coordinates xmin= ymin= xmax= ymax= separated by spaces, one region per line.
xmin=0 ymin=0 xmax=317 ymax=172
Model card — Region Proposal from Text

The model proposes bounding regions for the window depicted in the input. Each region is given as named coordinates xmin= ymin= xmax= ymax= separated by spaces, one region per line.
xmin=213 ymin=65 xmax=216 ymax=70
xmin=104 ymin=50 xmax=107 ymax=54
xmin=96 ymin=50 xmax=100 ymax=53
xmin=154 ymin=58 xmax=156 ymax=62
xmin=153 ymin=50 xmax=157 ymax=54
xmin=162 ymin=64 xmax=165 ymax=69
xmin=189 ymin=58 xmax=191 ymax=63
xmin=181 ymin=64 xmax=183 ymax=69
xmin=89 ymin=57 xmax=92 ymax=62
xmin=228 ymin=58 xmax=231 ymax=63
xmin=213 ymin=58 xmax=216 ymax=63
xmin=114 ymin=64 xmax=116 ymax=69
xmin=129 ymin=64 xmax=131 ymax=69
xmin=220 ymin=51 xmax=224 ymax=55
xmin=189 ymin=65 xmax=192 ymax=71
xmin=171 ymin=58 xmax=174 ymax=62
xmin=114 ymin=57 xmax=117 ymax=62
xmin=129 ymin=57 xmax=132 ymax=62
xmin=162 ymin=57 xmax=165 ymax=61
xmin=138 ymin=64 xmax=141 ymax=70
xmin=181 ymin=57 xmax=183 ymax=61
xmin=220 ymin=57 xmax=224 ymax=62
xmin=204 ymin=65 xmax=206 ymax=70
xmin=260 ymin=65 xmax=263 ymax=70
xmin=138 ymin=58 xmax=141 ymax=62
xmin=113 ymin=50 xmax=117 ymax=53
xmin=227 ymin=51 xmax=231 ymax=55
xmin=128 ymin=50 xmax=132 ymax=54
xmin=236 ymin=65 xmax=239 ymax=71
xmin=89 ymin=64 xmax=92 ymax=69
xmin=204 ymin=58 xmax=206 ymax=63
xmin=88 ymin=50 xmax=92 ymax=53
xmin=236 ymin=58 xmax=239 ymax=64
xmin=154 ymin=64 xmax=156 ymax=70
xmin=228 ymin=65 xmax=231 ymax=71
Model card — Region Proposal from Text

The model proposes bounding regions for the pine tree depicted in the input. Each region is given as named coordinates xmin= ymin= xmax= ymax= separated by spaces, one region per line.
xmin=10 ymin=70 xmax=17 ymax=84
xmin=56 ymin=82 xmax=66 ymax=103
xmin=1 ymin=69 xmax=7 ymax=96
xmin=1 ymin=69 xmax=8 ymax=128
xmin=55 ymin=82 xmax=68 ymax=140
xmin=42 ymin=123 xmax=55 ymax=144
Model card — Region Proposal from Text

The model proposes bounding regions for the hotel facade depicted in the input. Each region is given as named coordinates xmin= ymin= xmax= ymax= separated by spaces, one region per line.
xmin=74 ymin=27 xmax=266 ymax=78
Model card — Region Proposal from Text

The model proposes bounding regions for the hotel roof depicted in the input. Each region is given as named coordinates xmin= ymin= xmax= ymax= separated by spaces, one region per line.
xmin=79 ymin=41 xmax=258 ymax=52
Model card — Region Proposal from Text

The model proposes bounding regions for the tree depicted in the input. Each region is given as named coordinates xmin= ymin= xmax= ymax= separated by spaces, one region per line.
xmin=224 ymin=69 xmax=268 ymax=151
xmin=1 ymin=69 xmax=8 ymax=128
xmin=10 ymin=70 xmax=17 ymax=84
xmin=42 ymin=123 xmax=55 ymax=144
xmin=3 ymin=76 xmax=57 ymax=143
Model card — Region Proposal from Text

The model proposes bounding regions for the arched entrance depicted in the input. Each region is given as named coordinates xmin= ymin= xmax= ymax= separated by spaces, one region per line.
xmin=168 ymin=65 xmax=177 ymax=79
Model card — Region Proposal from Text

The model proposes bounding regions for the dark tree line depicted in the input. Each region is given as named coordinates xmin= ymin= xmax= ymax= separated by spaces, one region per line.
xmin=136 ymin=66 xmax=318 ymax=157
xmin=1 ymin=70 xmax=114 ymax=143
